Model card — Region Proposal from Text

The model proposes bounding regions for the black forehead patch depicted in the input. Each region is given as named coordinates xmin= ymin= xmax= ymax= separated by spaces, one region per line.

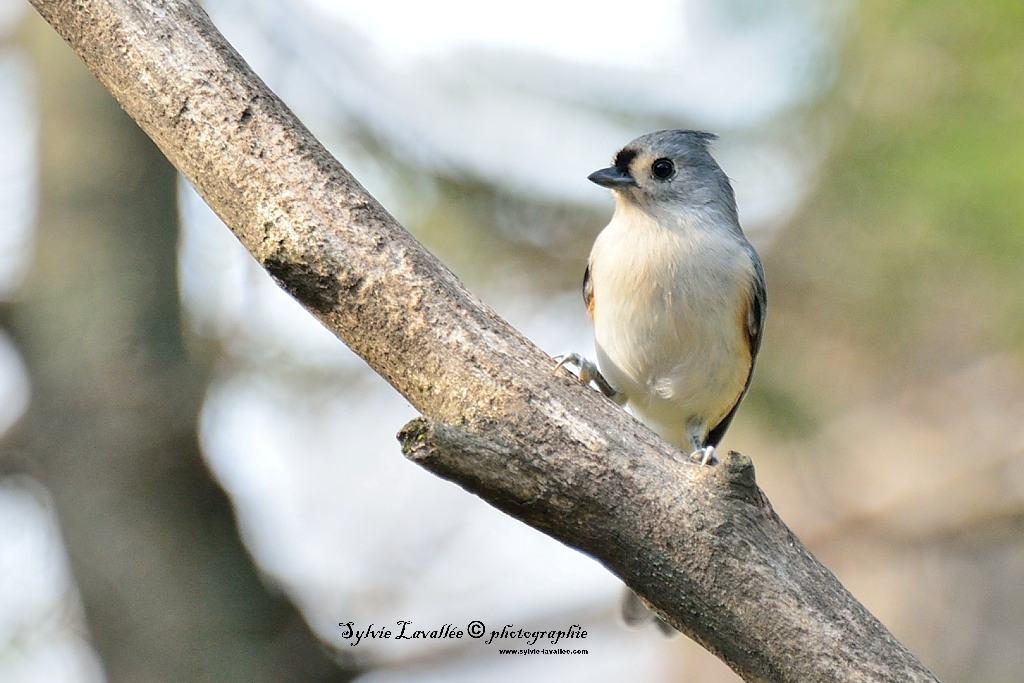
xmin=613 ymin=148 xmax=638 ymax=175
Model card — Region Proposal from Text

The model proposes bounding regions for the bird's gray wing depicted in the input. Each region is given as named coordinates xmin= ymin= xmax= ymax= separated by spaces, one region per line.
xmin=583 ymin=263 xmax=595 ymax=319
xmin=706 ymin=249 xmax=766 ymax=448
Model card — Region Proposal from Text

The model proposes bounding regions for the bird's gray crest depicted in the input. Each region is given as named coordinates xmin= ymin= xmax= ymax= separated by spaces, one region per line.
xmin=623 ymin=130 xmax=720 ymax=166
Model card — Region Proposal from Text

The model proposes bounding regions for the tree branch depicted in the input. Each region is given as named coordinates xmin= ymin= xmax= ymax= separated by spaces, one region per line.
xmin=29 ymin=0 xmax=938 ymax=680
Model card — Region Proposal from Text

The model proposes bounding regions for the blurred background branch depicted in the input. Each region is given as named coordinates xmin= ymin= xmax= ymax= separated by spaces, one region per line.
xmin=0 ymin=6 xmax=356 ymax=683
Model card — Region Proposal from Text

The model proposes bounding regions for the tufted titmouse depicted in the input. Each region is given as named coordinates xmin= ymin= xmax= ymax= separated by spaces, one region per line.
xmin=558 ymin=130 xmax=766 ymax=466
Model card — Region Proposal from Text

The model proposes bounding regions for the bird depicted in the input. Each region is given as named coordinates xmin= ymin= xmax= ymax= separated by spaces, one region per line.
xmin=557 ymin=130 xmax=766 ymax=466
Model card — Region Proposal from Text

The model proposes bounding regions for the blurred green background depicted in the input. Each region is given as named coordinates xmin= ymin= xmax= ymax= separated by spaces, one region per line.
xmin=2 ymin=0 xmax=1024 ymax=681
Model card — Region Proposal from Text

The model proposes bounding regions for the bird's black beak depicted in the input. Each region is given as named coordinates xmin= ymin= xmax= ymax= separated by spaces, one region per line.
xmin=588 ymin=166 xmax=638 ymax=189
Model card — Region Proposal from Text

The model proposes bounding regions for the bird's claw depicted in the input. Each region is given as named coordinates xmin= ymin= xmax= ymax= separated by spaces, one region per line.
xmin=553 ymin=353 xmax=623 ymax=402
xmin=691 ymin=445 xmax=718 ymax=466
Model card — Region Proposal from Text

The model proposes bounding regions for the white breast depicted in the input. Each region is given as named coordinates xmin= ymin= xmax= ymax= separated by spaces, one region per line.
xmin=588 ymin=203 xmax=754 ymax=449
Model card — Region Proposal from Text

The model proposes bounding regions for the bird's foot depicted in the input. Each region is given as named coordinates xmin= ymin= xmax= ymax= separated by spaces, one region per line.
xmin=553 ymin=353 xmax=624 ymax=403
xmin=690 ymin=445 xmax=718 ymax=466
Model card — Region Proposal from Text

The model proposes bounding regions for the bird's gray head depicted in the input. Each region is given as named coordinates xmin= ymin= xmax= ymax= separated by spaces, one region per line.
xmin=589 ymin=130 xmax=738 ymax=224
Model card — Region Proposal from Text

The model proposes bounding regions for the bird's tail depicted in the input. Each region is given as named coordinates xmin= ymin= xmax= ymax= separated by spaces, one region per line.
xmin=619 ymin=588 xmax=678 ymax=636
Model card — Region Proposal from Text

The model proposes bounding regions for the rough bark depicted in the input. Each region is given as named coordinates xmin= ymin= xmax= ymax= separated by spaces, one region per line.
xmin=28 ymin=0 xmax=939 ymax=680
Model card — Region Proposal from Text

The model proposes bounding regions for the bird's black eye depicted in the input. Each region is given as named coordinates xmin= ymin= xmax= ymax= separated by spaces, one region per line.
xmin=651 ymin=158 xmax=675 ymax=180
